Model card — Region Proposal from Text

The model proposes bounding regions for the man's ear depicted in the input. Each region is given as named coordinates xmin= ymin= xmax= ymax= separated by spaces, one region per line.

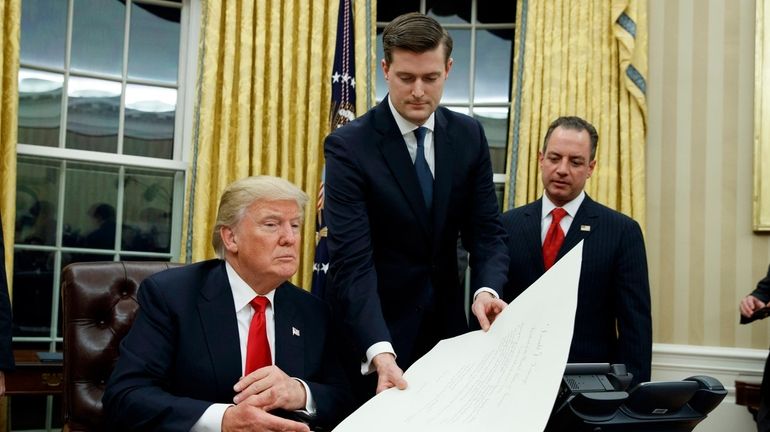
xmin=220 ymin=226 xmax=238 ymax=253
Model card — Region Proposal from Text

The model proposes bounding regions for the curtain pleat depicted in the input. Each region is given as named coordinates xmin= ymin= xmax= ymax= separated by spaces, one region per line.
xmin=0 ymin=0 xmax=20 ymax=293
xmin=507 ymin=0 xmax=647 ymax=228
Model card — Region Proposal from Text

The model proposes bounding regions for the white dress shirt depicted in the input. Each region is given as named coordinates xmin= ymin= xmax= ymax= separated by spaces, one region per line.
xmin=191 ymin=262 xmax=315 ymax=431
xmin=540 ymin=191 xmax=586 ymax=244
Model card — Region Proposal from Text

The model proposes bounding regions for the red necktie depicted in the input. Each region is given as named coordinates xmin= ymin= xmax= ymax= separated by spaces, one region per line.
xmin=245 ymin=296 xmax=272 ymax=374
xmin=543 ymin=207 xmax=568 ymax=270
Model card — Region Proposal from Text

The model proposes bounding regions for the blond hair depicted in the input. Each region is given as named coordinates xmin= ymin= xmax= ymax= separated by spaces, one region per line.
xmin=211 ymin=176 xmax=309 ymax=258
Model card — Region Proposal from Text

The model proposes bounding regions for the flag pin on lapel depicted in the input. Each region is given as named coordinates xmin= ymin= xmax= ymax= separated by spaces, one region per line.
xmin=292 ymin=327 xmax=301 ymax=337
xmin=580 ymin=225 xmax=591 ymax=232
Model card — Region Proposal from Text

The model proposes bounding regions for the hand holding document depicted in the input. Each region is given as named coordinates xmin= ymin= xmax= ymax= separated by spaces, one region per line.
xmin=333 ymin=241 xmax=584 ymax=432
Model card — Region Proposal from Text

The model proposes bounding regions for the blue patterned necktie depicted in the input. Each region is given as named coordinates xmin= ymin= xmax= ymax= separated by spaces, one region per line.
xmin=413 ymin=127 xmax=433 ymax=210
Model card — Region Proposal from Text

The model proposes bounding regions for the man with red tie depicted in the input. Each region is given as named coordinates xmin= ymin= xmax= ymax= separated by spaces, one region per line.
xmin=501 ymin=116 xmax=652 ymax=387
xmin=103 ymin=176 xmax=352 ymax=431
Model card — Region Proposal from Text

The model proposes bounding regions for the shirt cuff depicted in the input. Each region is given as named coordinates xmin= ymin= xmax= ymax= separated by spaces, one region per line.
xmin=473 ymin=287 xmax=499 ymax=301
xmin=293 ymin=378 xmax=317 ymax=414
xmin=190 ymin=403 xmax=231 ymax=432
xmin=361 ymin=341 xmax=396 ymax=375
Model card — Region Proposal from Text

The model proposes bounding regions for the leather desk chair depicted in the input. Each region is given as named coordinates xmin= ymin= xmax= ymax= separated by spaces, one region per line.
xmin=61 ymin=261 xmax=182 ymax=432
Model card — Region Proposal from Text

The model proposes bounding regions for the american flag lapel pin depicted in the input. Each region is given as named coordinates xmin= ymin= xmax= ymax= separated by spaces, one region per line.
xmin=292 ymin=327 xmax=301 ymax=337
xmin=580 ymin=225 xmax=591 ymax=232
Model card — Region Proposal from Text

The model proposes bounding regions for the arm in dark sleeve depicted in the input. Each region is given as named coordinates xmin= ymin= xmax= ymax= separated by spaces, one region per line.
xmin=461 ymin=121 xmax=509 ymax=295
xmin=324 ymin=133 xmax=391 ymax=356
xmin=751 ymin=265 xmax=770 ymax=303
xmin=614 ymin=220 xmax=652 ymax=386
xmin=0 ymin=214 xmax=14 ymax=371
xmin=102 ymin=278 xmax=210 ymax=431
xmin=303 ymin=305 xmax=354 ymax=428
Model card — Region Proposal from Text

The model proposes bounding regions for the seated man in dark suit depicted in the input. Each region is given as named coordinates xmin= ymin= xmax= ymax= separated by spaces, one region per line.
xmin=103 ymin=176 xmax=353 ymax=431
xmin=502 ymin=116 xmax=652 ymax=387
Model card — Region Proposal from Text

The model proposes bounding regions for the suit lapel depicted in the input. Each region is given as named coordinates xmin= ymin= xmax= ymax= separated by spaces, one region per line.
xmin=431 ymin=109 xmax=453 ymax=248
xmin=374 ymin=101 xmax=431 ymax=237
xmin=523 ymin=200 xmax=547 ymax=273
xmin=197 ymin=263 xmax=242 ymax=398
xmin=273 ymin=283 xmax=304 ymax=377
xmin=559 ymin=195 xmax=597 ymax=260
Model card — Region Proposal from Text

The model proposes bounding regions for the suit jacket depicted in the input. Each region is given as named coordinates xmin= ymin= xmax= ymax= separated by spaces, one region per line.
xmin=102 ymin=260 xmax=352 ymax=431
xmin=323 ymin=99 xmax=509 ymax=372
xmin=501 ymin=195 xmax=652 ymax=386
xmin=751 ymin=265 xmax=770 ymax=302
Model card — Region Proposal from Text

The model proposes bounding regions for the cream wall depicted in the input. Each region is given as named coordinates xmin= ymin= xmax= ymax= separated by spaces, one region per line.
xmin=648 ymin=0 xmax=770 ymax=349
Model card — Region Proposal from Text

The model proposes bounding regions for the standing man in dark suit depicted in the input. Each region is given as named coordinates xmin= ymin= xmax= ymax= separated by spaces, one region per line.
xmin=739 ymin=265 xmax=770 ymax=432
xmin=103 ymin=176 xmax=352 ymax=431
xmin=324 ymin=12 xmax=509 ymax=403
xmin=0 ymin=213 xmax=15 ymax=396
xmin=502 ymin=116 xmax=652 ymax=386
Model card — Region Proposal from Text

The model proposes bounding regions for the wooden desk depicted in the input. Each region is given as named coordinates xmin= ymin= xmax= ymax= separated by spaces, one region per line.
xmin=736 ymin=378 xmax=762 ymax=416
xmin=5 ymin=350 xmax=63 ymax=396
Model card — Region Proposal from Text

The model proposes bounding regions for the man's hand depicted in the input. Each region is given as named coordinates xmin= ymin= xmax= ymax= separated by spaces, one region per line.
xmin=0 ymin=371 xmax=5 ymax=397
xmin=222 ymin=404 xmax=309 ymax=432
xmin=740 ymin=294 xmax=766 ymax=318
xmin=472 ymin=292 xmax=507 ymax=331
xmin=232 ymin=365 xmax=307 ymax=411
xmin=371 ymin=353 xmax=407 ymax=394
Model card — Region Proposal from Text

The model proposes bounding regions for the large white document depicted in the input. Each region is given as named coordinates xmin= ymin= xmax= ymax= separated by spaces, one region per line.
xmin=333 ymin=241 xmax=583 ymax=432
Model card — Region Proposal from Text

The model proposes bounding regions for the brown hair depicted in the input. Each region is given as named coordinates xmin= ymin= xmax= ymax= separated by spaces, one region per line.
xmin=382 ymin=12 xmax=453 ymax=64
xmin=542 ymin=116 xmax=599 ymax=160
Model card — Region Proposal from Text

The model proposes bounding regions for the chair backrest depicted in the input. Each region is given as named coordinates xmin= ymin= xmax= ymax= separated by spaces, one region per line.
xmin=61 ymin=261 xmax=182 ymax=432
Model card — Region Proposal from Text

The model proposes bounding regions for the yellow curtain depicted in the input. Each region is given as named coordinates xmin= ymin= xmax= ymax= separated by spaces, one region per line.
xmin=0 ymin=0 xmax=19 ymax=293
xmin=181 ymin=0 xmax=376 ymax=289
xmin=506 ymin=0 xmax=647 ymax=227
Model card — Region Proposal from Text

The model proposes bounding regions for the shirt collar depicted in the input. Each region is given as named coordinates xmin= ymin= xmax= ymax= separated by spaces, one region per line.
xmin=387 ymin=95 xmax=435 ymax=136
xmin=541 ymin=190 xmax=586 ymax=220
xmin=225 ymin=261 xmax=276 ymax=313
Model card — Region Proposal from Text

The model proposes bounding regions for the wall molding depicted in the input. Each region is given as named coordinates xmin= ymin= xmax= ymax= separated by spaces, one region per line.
xmin=652 ymin=343 xmax=767 ymax=400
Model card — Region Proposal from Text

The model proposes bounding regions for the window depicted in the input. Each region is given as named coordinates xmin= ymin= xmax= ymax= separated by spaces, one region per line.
xmin=13 ymin=0 xmax=194 ymax=429
xmin=375 ymin=0 xmax=516 ymax=207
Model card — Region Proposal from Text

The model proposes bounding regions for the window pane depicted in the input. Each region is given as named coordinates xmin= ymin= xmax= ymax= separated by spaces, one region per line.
xmin=376 ymin=2 xmax=419 ymax=22
xmin=12 ymin=249 xmax=54 ymax=337
xmin=477 ymin=2 xmax=516 ymax=24
xmin=445 ymin=106 xmax=470 ymax=115
xmin=442 ymin=29 xmax=470 ymax=103
xmin=474 ymin=29 xmax=513 ymax=103
xmin=70 ymin=0 xmax=126 ymax=77
xmin=427 ymin=0 xmax=471 ymax=24
xmin=474 ymin=107 xmax=510 ymax=174
xmin=66 ymin=76 xmax=121 ymax=153
xmin=123 ymin=169 xmax=174 ymax=253
xmin=18 ymin=69 xmax=63 ymax=147
xmin=61 ymin=162 xmax=119 ymax=252
xmin=20 ymin=0 xmax=67 ymax=69
xmin=124 ymin=84 xmax=176 ymax=158
xmin=128 ymin=4 xmax=181 ymax=84
xmin=16 ymin=157 xmax=60 ymax=246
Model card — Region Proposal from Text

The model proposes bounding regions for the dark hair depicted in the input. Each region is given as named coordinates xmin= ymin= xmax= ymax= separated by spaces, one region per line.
xmin=382 ymin=12 xmax=453 ymax=64
xmin=90 ymin=203 xmax=115 ymax=222
xmin=542 ymin=116 xmax=599 ymax=160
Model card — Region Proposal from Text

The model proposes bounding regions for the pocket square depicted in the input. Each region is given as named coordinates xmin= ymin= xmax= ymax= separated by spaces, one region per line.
xmin=292 ymin=327 xmax=300 ymax=336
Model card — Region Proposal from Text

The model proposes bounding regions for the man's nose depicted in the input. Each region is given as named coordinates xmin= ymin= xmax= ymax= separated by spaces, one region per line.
xmin=278 ymin=225 xmax=298 ymax=245
xmin=412 ymin=81 xmax=425 ymax=98
xmin=555 ymin=159 xmax=569 ymax=174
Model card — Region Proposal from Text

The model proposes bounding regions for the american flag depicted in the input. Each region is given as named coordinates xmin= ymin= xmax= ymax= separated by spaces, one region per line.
xmin=311 ymin=0 xmax=356 ymax=297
